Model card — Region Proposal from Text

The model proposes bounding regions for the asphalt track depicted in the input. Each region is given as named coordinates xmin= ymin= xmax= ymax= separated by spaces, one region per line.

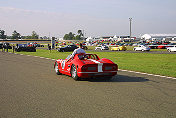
xmin=0 ymin=52 xmax=176 ymax=118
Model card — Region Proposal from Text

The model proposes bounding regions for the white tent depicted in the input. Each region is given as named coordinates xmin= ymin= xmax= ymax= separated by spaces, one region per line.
xmin=113 ymin=35 xmax=118 ymax=41
xmin=108 ymin=37 xmax=113 ymax=40
xmin=86 ymin=37 xmax=93 ymax=42
xmin=141 ymin=34 xmax=176 ymax=40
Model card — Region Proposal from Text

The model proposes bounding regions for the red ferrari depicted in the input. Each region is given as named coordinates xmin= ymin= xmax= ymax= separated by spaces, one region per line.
xmin=54 ymin=53 xmax=118 ymax=80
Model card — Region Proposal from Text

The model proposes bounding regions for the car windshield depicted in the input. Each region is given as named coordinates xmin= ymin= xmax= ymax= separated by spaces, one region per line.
xmin=66 ymin=54 xmax=72 ymax=59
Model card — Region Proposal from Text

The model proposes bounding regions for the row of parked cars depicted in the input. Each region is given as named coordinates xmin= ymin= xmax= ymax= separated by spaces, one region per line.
xmin=0 ymin=42 xmax=12 ymax=49
xmin=94 ymin=45 xmax=150 ymax=51
xmin=0 ymin=42 xmax=37 ymax=52
xmin=56 ymin=44 xmax=176 ymax=52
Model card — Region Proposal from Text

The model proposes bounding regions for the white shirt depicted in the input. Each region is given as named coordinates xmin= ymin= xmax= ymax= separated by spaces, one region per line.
xmin=70 ymin=48 xmax=86 ymax=58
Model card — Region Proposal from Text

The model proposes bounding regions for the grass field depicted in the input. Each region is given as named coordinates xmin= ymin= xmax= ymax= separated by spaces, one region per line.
xmin=5 ymin=49 xmax=176 ymax=77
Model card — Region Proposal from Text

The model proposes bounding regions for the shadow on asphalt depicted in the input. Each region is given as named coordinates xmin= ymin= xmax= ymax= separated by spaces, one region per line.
xmin=81 ymin=74 xmax=149 ymax=82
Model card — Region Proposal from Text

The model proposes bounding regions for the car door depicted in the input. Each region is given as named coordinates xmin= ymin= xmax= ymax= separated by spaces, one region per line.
xmin=68 ymin=45 xmax=72 ymax=51
xmin=173 ymin=46 xmax=176 ymax=51
xmin=137 ymin=46 xmax=142 ymax=50
xmin=63 ymin=59 xmax=72 ymax=76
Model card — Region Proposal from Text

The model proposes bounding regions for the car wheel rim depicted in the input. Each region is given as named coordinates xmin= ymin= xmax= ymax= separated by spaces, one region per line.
xmin=72 ymin=66 xmax=76 ymax=78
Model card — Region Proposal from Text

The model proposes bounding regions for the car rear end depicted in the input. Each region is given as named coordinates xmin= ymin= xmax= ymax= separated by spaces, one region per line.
xmin=77 ymin=63 xmax=118 ymax=78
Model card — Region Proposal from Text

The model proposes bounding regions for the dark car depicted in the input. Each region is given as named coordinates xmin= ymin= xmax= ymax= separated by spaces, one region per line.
xmin=58 ymin=45 xmax=78 ymax=52
xmin=15 ymin=44 xmax=36 ymax=52
xmin=0 ymin=42 xmax=3 ymax=49
xmin=3 ymin=43 xmax=12 ymax=49
xmin=35 ymin=44 xmax=44 ymax=47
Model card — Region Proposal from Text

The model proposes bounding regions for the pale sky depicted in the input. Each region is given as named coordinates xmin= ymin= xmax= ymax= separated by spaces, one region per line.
xmin=0 ymin=0 xmax=176 ymax=37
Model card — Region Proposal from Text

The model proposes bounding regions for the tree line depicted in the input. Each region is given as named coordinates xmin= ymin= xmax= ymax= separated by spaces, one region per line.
xmin=0 ymin=29 xmax=85 ymax=40
xmin=63 ymin=30 xmax=84 ymax=40
xmin=0 ymin=29 xmax=48 ymax=39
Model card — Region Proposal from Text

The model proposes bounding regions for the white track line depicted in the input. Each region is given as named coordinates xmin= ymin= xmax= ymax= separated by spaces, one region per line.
xmin=9 ymin=52 xmax=176 ymax=80
xmin=118 ymin=69 xmax=176 ymax=80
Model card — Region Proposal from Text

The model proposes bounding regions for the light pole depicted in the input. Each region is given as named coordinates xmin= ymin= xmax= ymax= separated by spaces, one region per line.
xmin=129 ymin=18 xmax=132 ymax=40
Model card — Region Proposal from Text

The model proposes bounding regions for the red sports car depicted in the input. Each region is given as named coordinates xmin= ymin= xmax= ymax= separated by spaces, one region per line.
xmin=54 ymin=53 xmax=118 ymax=80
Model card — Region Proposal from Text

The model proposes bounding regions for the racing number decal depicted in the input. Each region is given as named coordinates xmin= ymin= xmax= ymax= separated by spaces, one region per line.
xmin=61 ymin=60 xmax=66 ymax=69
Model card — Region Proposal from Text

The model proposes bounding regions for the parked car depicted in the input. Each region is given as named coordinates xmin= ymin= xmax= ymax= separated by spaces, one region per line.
xmin=95 ymin=45 xmax=109 ymax=50
xmin=56 ymin=45 xmax=64 ymax=49
xmin=15 ymin=44 xmax=36 ymax=52
xmin=35 ymin=44 xmax=44 ymax=47
xmin=58 ymin=45 xmax=78 ymax=52
xmin=54 ymin=53 xmax=118 ymax=80
xmin=133 ymin=45 xmax=150 ymax=51
xmin=111 ymin=46 xmax=127 ymax=51
xmin=3 ymin=43 xmax=12 ymax=49
xmin=167 ymin=46 xmax=176 ymax=52
xmin=157 ymin=45 xmax=166 ymax=49
xmin=0 ymin=42 xmax=3 ymax=49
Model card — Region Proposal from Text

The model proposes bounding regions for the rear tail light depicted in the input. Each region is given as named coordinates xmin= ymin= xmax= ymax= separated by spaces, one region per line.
xmin=113 ymin=66 xmax=117 ymax=70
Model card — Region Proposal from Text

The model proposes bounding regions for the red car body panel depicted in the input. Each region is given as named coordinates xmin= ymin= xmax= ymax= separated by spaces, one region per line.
xmin=157 ymin=45 xmax=165 ymax=49
xmin=54 ymin=54 xmax=118 ymax=78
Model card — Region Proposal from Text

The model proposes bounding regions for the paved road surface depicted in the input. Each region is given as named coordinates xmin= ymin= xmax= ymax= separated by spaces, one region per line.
xmin=0 ymin=52 xmax=176 ymax=118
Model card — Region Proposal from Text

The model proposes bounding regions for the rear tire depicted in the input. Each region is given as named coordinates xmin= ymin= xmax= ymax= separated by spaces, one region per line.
xmin=71 ymin=64 xmax=80 ymax=81
xmin=55 ymin=62 xmax=61 ymax=75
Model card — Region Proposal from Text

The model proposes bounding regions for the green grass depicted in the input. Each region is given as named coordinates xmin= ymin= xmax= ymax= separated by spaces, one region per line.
xmin=5 ymin=49 xmax=176 ymax=77
xmin=88 ymin=51 xmax=176 ymax=77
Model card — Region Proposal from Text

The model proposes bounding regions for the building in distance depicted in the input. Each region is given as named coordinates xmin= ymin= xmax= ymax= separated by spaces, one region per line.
xmin=141 ymin=34 xmax=176 ymax=42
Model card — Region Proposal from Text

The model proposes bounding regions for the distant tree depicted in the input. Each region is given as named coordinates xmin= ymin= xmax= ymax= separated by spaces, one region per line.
xmin=63 ymin=30 xmax=84 ymax=40
xmin=6 ymin=36 xmax=12 ymax=39
xmin=12 ymin=30 xmax=21 ymax=39
xmin=75 ymin=30 xmax=83 ymax=40
xmin=77 ymin=30 xmax=83 ymax=37
xmin=31 ymin=31 xmax=39 ymax=39
xmin=75 ymin=35 xmax=81 ymax=40
xmin=43 ymin=36 xmax=49 ymax=39
xmin=0 ymin=29 xmax=6 ymax=39
xmin=63 ymin=34 xmax=69 ymax=40
xmin=63 ymin=32 xmax=75 ymax=40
